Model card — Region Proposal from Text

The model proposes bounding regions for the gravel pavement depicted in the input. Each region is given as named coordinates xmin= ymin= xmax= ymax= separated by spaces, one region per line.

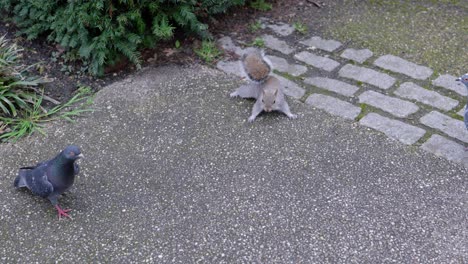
xmin=0 ymin=65 xmax=466 ymax=263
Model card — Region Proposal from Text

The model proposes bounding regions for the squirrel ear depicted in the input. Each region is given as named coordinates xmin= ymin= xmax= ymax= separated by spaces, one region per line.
xmin=274 ymin=88 xmax=278 ymax=96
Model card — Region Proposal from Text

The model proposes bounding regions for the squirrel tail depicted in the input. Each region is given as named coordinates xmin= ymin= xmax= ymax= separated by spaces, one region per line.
xmin=240 ymin=48 xmax=272 ymax=83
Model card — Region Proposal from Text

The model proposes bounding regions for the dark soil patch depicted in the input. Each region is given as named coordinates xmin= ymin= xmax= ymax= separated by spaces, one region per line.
xmin=0 ymin=21 xmax=104 ymax=102
xmin=0 ymin=18 xmax=204 ymax=103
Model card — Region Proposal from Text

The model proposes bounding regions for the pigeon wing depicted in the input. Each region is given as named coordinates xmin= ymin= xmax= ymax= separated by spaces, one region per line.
xmin=20 ymin=160 xmax=48 ymax=170
xmin=25 ymin=165 xmax=54 ymax=198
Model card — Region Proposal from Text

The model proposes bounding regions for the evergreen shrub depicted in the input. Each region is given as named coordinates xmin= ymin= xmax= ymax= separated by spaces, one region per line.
xmin=1 ymin=0 xmax=245 ymax=75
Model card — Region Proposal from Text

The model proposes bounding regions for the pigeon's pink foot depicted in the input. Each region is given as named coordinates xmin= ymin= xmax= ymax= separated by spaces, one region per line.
xmin=55 ymin=205 xmax=72 ymax=220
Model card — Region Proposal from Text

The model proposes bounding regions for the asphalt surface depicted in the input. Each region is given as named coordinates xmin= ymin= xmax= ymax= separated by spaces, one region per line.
xmin=0 ymin=65 xmax=466 ymax=263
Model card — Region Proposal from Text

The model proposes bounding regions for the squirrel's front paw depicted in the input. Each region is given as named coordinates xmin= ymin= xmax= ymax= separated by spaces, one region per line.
xmin=230 ymin=91 xmax=239 ymax=98
xmin=247 ymin=116 xmax=256 ymax=122
xmin=288 ymin=114 xmax=298 ymax=119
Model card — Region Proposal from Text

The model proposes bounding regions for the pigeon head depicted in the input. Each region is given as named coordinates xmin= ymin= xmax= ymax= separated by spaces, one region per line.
xmin=61 ymin=145 xmax=84 ymax=160
xmin=456 ymin=73 xmax=468 ymax=88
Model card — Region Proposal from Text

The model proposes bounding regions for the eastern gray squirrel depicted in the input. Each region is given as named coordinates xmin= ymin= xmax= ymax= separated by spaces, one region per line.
xmin=230 ymin=48 xmax=297 ymax=122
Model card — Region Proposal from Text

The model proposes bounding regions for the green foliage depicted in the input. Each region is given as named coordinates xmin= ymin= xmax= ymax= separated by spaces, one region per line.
xmin=174 ymin=40 xmax=181 ymax=49
xmin=194 ymin=41 xmax=221 ymax=63
xmin=250 ymin=37 xmax=265 ymax=48
xmin=0 ymin=86 xmax=94 ymax=142
xmin=0 ymin=35 xmax=45 ymax=117
xmin=355 ymin=104 xmax=368 ymax=121
xmin=1 ymin=0 xmax=246 ymax=75
xmin=448 ymin=111 xmax=464 ymax=121
xmin=293 ymin=22 xmax=308 ymax=35
xmin=249 ymin=20 xmax=263 ymax=32
xmin=0 ymin=35 xmax=93 ymax=142
xmin=250 ymin=0 xmax=272 ymax=11
xmin=200 ymin=0 xmax=246 ymax=14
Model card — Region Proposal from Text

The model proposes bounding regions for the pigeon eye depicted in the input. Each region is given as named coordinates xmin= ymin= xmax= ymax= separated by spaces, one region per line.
xmin=464 ymin=78 xmax=468 ymax=81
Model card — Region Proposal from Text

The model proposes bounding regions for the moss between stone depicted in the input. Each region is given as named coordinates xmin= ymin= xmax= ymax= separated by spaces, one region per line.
xmin=413 ymin=131 xmax=433 ymax=146
xmin=274 ymin=70 xmax=301 ymax=82
xmin=448 ymin=112 xmax=464 ymax=121
xmin=326 ymin=0 xmax=467 ymax=75
xmin=355 ymin=103 xmax=369 ymax=121
xmin=437 ymin=90 xmax=465 ymax=102
xmin=300 ymin=90 xmax=313 ymax=103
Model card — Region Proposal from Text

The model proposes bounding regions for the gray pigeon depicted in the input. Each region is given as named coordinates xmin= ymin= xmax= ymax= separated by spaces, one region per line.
xmin=456 ymin=74 xmax=468 ymax=150
xmin=14 ymin=145 xmax=83 ymax=219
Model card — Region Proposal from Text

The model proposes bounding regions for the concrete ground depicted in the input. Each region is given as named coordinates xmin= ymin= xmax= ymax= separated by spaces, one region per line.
xmin=0 ymin=65 xmax=466 ymax=263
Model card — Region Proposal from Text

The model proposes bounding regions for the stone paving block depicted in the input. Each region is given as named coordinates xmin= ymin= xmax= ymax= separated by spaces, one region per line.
xmin=267 ymin=55 xmax=307 ymax=76
xmin=373 ymin=54 xmax=433 ymax=80
xmin=395 ymin=82 xmax=459 ymax=111
xmin=303 ymin=77 xmax=359 ymax=97
xmin=340 ymin=48 xmax=373 ymax=64
xmin=420 ymin=111 xmax=468 ymax=143
xmin=217 ymin=36 xmax=243 ymax=56
xmin=294 ymin=51 xmax=340 ymax=72
xmin=432 ymin=74 xmax=467 ymax=96
xmin=457 ymin=107 xmax=465 ymax=117
xmin=216 ymin=60 xmax=244 ymax=78
xmin=305 ymin=94 xmax=361 ymax=120
xmin=338 ymin=64 xmax=396 ymax=90
xmin=262 ymin=34 xmax=295 ymax=55
xmin=421 ymin=135 xmax=467 ymax=165
xmin=359 ymin=90 xmax=419 ymax=118
xmin=273 ymin=74 xmax=306 ymax=99
xmin=299 ymin=36 xmax=342 ymax=52
xmin=359 ymin=113 xmax=426 ymax=145
xmin=266 ymin=22 xmax=295 ymax=36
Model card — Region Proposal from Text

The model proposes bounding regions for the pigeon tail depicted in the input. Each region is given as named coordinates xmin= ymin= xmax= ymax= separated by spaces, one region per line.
xmin=14 ymin=170 xmax=28 ymax=188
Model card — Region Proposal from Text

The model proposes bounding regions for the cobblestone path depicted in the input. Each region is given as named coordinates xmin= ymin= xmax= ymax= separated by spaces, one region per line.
xmin=216 ymin=18 xmax=468 ymax=167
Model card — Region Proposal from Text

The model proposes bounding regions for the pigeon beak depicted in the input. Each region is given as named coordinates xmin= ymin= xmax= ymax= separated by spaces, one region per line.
xmin=456 ymin=78 xmax=461 ymax=81
xmin=77 ymin=153 xmax=84 ymax=159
